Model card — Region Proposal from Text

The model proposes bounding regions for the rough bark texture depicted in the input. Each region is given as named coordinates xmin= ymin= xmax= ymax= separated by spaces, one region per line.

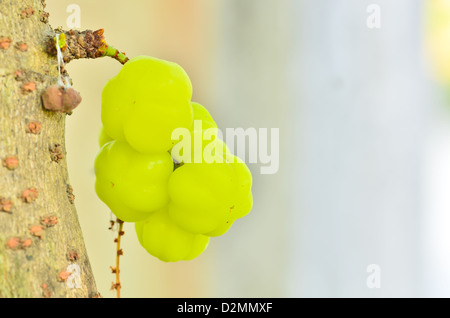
xmin=0 ymin=0 xmax=97 ymax=297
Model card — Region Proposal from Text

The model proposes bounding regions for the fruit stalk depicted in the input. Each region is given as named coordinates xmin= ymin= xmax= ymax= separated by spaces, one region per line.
xmin=47 ymin=29 xmax=129 ymax=65
xmin=114 ymin=218 xmax=124 ymax=298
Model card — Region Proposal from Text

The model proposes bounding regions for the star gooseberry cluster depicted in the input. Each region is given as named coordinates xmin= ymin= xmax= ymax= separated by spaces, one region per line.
xmin=95 ymin=56 xmax=253 ymax=262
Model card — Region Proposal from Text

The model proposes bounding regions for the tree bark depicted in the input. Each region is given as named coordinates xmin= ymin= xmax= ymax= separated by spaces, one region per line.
xmin=0 ymin=0 xmax=97 ymax=297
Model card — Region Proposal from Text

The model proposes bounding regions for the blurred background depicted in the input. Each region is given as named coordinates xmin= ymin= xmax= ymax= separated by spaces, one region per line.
xmin=46 ymin=0 xmax=450 ymax=297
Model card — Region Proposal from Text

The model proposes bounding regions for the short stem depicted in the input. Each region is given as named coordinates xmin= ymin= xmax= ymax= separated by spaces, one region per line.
xmin=115 ymin=218 xmax=124 ymax=298
xmin=48 ymin=29 xmax=130 ymax=65
xmin=102 ymin=44 xmax=129 ymax=65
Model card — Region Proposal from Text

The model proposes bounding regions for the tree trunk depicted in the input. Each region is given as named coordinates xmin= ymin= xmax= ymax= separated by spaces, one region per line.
xmin=0 ymin=0 xmax=97 ymax=297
